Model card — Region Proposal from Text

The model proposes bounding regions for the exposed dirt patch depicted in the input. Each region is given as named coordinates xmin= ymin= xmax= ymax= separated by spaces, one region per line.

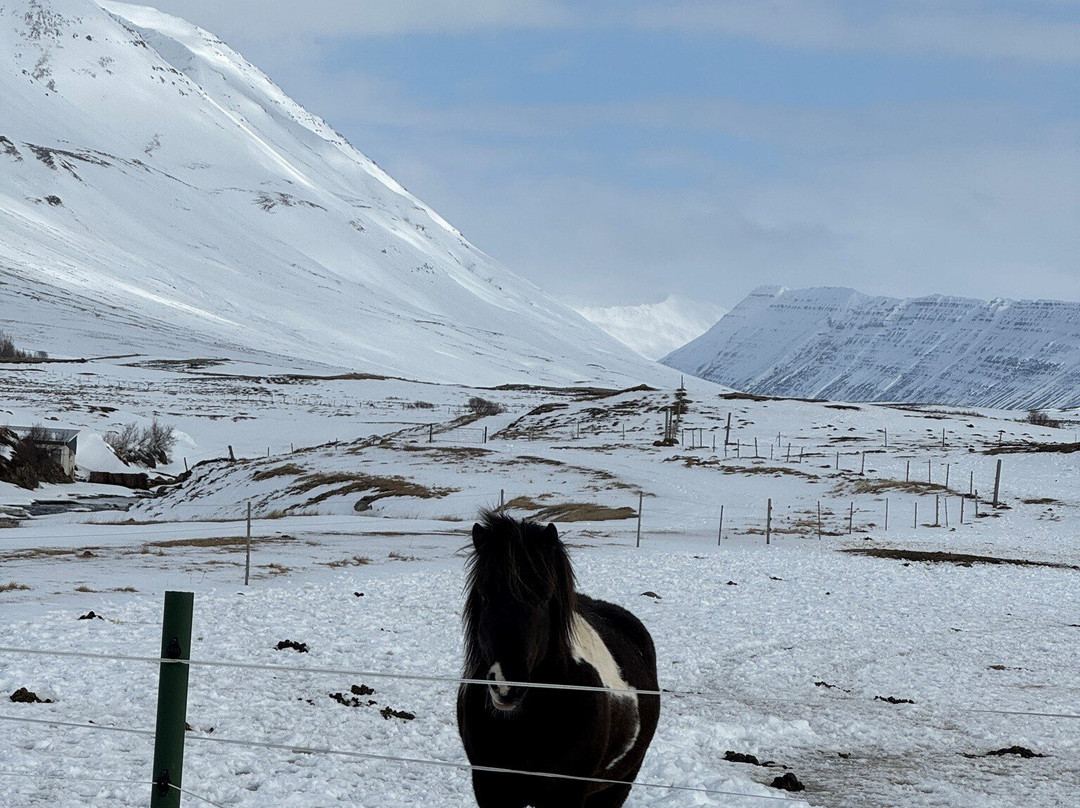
xmin=723 ymin=751 xmax=780 ymax=767
xmin=987 ymin=441 xmax=1080 ymax=455
xmin=770 ymin=773 xmax=805 ymax=792
xmin=843 ymin=548 xmax=1079 ymax=570
xmin=10 ymin=688 xmax=51 ymax=704
xmin=276 ymin=639 xmax=308 ymax=653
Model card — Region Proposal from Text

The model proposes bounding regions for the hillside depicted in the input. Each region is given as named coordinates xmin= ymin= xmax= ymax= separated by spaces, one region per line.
xmin=0 ymin=0 xmax=667 ymax=387
xmin=663 ymin=285 xmax=1080 ymax=409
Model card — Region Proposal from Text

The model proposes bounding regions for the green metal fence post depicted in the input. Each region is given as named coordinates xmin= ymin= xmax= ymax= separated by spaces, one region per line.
xmin=149 ymin=591 xmax=194 ymax=808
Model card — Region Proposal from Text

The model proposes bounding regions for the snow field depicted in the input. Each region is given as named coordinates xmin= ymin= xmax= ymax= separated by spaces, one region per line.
xmin=2 ymin=370 xmax=1078 ymax=807
xmin=2 ymin=542 xmax=1077 ymax=807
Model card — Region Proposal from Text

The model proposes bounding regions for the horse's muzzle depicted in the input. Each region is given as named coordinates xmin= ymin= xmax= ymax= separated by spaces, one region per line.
xmin=487 ymin=671 xmax=526 ymax=712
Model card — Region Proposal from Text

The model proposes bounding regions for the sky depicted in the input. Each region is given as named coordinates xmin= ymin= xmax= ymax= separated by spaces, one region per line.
xmin=138 ymin=0 xmax=1079 ymax=310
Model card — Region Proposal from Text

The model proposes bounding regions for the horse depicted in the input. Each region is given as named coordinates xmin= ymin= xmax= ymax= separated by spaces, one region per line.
xmin=456 ymin=510 xmax=660 ymax=808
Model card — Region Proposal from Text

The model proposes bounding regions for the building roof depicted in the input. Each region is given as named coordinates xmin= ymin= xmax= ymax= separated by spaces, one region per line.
xmin=8 ymin=426 xmax=80 ymax=447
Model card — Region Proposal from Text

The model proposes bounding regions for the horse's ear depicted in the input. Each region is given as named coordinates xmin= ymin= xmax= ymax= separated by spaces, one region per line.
xmin=472 ymin=522 xmax=489 ymax=550
xmin=543 ymin=523 xmax=559 ymax=543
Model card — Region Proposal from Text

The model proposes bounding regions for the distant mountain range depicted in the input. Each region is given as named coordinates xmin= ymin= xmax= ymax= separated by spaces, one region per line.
xmin=663 ymin=286 xmax=1080 ymax=409
xmin=575 ymin=296 xmax=726 ymax=360
xmin=0 ymin=0 xmax=669 ymax=387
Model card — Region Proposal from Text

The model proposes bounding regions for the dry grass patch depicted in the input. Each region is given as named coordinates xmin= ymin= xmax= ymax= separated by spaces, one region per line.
xmin=504 ymin=495 xmax=548 ymax=511
xmin=325 ymin=555 xmax=372 ymax=568
xmin=843 ymin=548 xmax=1079 ymax=570
xmin=291 ymin=472 xmax=453 ymax=508
xmin=0 ymin=581 xmax=30 ymax=592
xmin=531 ymin=503 xmax=637 ymax=522
xmin=143 ymin=535 xmax=295 ymax=551
xmin=252 ymin=463 xmax=305 ymax=481
xmin=842 ymin=478 xmax=947 ymax=496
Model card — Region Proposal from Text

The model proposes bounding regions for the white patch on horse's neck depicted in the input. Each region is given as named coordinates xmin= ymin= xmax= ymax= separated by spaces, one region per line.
xmin=570 ymin=613 xmax=636 ymax=700
xmin=570 ymin=612 xmax=641 ymax=769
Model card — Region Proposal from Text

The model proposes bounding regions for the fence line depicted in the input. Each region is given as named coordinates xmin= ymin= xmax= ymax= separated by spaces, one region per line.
xmin=3 ymin=646 xmax=1079 ymax=721
xmin=0 ymin=714 xmax=803 ymax=804
xmin=0 ymin=763 xmax=239 ymax=808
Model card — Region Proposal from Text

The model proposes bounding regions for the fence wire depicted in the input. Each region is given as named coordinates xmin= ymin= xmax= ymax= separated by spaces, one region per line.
xmin=3 ymin=646 xmax=1079 ymax=721
xmin=0 ymin=713 xmax=803 ymax=804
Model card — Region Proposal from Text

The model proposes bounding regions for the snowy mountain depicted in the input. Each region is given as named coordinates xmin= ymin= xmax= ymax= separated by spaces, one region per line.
xmin=663 ymin=285 xmax=1080 ymax=409
xmin=574 ymin=296 xmax=726 ymax=360
xmin=0 ymin=0 xmax=669 ymax=387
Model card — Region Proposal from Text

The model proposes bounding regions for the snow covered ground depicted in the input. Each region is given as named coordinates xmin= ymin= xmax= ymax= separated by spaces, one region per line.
xmin=2 ymin=365 xmax=1078 ymax=807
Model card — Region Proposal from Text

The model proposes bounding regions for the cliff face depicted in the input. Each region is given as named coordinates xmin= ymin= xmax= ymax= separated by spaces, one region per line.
xmin=663 ymin=286 xmax=1080 ymax=409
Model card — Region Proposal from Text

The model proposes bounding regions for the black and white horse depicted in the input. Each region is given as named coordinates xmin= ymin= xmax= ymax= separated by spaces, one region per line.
xmin=457 ymin=510 xmax=660 ymax=808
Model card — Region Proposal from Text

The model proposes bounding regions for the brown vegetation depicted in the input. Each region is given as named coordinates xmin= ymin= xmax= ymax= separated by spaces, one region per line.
xmin=530 ymin=503 xmax=637 ymax=522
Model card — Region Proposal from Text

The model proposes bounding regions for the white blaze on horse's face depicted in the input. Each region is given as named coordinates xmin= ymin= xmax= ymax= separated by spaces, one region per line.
xmin=487 ymin=662 xmax=518 ymax=711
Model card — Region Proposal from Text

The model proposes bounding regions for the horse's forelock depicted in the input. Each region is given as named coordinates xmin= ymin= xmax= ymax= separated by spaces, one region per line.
xmin=462 ymin=511 xmax=577 ymax=672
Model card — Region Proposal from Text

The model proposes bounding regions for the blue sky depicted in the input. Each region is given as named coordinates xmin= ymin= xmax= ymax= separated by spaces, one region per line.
xmin=146 ymin=1 xmax=1080 ymax=308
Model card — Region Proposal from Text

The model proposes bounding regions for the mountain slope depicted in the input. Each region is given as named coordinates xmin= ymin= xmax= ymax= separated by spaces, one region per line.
xmin=663 ymin=285 xmax=1080 ymax=409
xmin=574 ymin=296 xmax=726 ymax=360
xmin=0 ymin=0 xmax=669 ymax=386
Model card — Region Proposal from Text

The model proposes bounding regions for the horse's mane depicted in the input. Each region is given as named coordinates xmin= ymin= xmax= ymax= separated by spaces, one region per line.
xmin=462 ymin=509 xmax=578 ymax=675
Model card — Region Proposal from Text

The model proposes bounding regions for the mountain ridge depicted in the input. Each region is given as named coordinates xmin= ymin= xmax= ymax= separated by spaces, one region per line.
xmin=663 ymin=285 xmax=1080 ymax=409
xmin=0 ymin=0 xmax=672 ymax=387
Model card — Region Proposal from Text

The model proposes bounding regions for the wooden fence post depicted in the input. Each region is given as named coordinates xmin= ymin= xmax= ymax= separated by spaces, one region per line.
xmin=717 ymin=505 xmax=724 ymax=546
xmin=945 ymin=463 xmax=950 ymax=491
xmin=724 ymin=412 xmax=731 ymax=446
xmin=817 ymin=501 xmax=822 ymax=540
xmin=860 ymin=452 xmax=866 ymax=475
xmin=992 ymin=459 xmax=1002 ymax=508
xmin=245 ymin=502 xmax=252 ymax=586
xmin=914 ymin=500 xmax=919 ymax=529
xmin=906 ymin=460 xmax=910 ymax=482
xmin=149 ymin=591 xmax=194 ymax=808
xmin=848 ymin=502 xmax=854 ymax=534
xmin=885 ymin=498 xmax=889 ymax=532
xmin=935 ymin=495 xmax=940 ymax=527
xmin=636 ymin=492 xmax=643 ymax=548
xmin=766 ymin=499 xmax=772 ymax=545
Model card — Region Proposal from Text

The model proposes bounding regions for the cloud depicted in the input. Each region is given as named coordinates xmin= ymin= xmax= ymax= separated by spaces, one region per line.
xmin=128 ymin=0 xmax=576 ymax=38
xmin=624 ymin=1 xmax=1080 ymax=63
xmin=117 ymin=0 xmax=1080 ymax=62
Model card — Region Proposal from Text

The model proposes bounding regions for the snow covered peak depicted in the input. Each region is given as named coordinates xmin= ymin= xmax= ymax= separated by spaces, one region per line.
xmin=575 ymin=296 xmax=727 ymax=361
xmin=0 ymin=0 xmax=672 ymax=386
xmin=663 ymin=286 xmax=1080 ymax=408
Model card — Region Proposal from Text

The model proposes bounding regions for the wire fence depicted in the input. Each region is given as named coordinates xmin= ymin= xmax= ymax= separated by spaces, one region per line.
xmin=2 ymin=639 xmax=1079 ymax=807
